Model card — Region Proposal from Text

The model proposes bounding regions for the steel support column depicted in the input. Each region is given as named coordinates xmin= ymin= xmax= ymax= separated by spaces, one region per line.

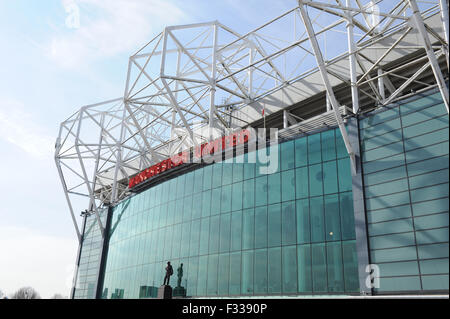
xmin=408 ymin=0 xmax=449 ymax=113
xmin=298 ymin=0 xmax=357 ymax=173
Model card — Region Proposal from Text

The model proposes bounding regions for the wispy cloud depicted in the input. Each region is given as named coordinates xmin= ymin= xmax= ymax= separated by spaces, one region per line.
xmin=0 ymin=98 xmax=54 ymax=159
xmin=48 ymin=0 xmax=186 ymax=69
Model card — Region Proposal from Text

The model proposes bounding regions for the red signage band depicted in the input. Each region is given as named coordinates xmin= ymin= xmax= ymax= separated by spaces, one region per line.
xmin=128 ymin=152 xmax=189 ymax=189
xmin=128 ymin=129 xmax=251 ymax=189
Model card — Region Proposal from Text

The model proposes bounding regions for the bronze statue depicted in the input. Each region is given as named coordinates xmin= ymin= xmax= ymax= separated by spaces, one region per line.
xmin=163 ymin=261 xmax=173 ymax=286
xmin=176 ymin=263 xmax=184 ymax=287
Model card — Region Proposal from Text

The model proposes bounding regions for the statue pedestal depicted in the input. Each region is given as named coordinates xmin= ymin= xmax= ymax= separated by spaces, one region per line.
xmin=173 ymin=286 xmax=186 ymax=298
xmin=157 ymin=285 xmax=172 ymax=299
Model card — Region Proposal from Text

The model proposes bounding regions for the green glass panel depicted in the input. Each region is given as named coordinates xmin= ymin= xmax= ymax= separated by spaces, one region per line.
xmin=337 ymin=158 xmax=352 ymax=192
xmin=365 ymin=179 xmax=409 ymax=198
xmin=199 ymin=218 xmax=210 ymax=255
xmin=295 ymin=137 xmax=308 ymax=167
xmin=404 ymin=128 xmax=449 ymax=152
xmin=268 ymin=247 xmax=282 ymax=294
xmin=370 ymin=245 xmax=417 ymax=263
xmin=209 ymin=215 xmax=220 ymax=254
xmin=281 ymin=140 xmax=295 ymax=171
xmin=323 ymin=161 xmax=338 ymax=195
xmin=180 ymin=222 xmax=191 ymax=258
xmin=340 ymin=192 xmax=355 ymax=240
xmin=414 ymin=212 xmax=449 ymax=230
xmin=321 ymin=130 xmax=336 ymax=162
xmin=297 ymin=244 xmax=312 ymax=292
xmin=232 ymin=182 xmax=243 ymax=211
xmin=268 ymin=172 xmax=281 ymax=204
xmin=221 ymin=184 xmax=232 ymax=213
xmin=368 ymin=219 xmax=414 ymax=236
xmin=367 ymin=205 xmax=412 ymax=224
xmin=255 ymin=176 xmax=268 ymax=207
xmin=361 ymin=129 xmax=403 ymax=152
xmin=378 ymin=261 xmax=419 ymax=276
xmin=363 ymin=154 xmax=405 ymax=175
xmin=335 ymin=128 xmax=348 ymax=159
xmin=311 ymin=243 xmax=327 ymax=292
xmin=375 ymin=276 xmax=421 ymax=292
xmin=418 ymin=243 xmax=449 ymax=259
xmin=229 ymin=252 xmax=241 ymax=295
xmin=405 ymin=142 xmax=449 ymax=164
xmin=189 ymin=219 xmax=201 ymax=259
xmin=403 ymin=115 xmax=449 ymax=139
xmin=268 ymin=203 xmax=281 ymax=247
xmin=254 ymin=249 xmax=268 ymax=294
xmin=412 ymin=198 xmax=449 ymax=216
xmin=296 ymin=199 xmax=310 ymax=244
xmin=243 ymin=178 xmax=255 ymax=209
xmin=194 ymin=169 xmax=203 ymax=194
xmin=360 ymin=107 xmax=399 ymax=129
xmin=222 ymin=163 xmax=233 ymax=186
xmin=366 ymin=191 xmax=410 ymax=211
xmin=211 ymin=188 xmax=221 ymax=216
xmin=369 ymin=232 xmax=415 ymax=249
xmin=308 ymin=133 xmax=322 ymax=164
xmin=325 ymin=194 xmax=341 ymax=241
xmin=310 ymin=196 xmax=324 ymax=243
xmin=233 ymin=160 xmax=244 ymax=183
xmin=420 ymin=258 xmax=449 ymax=275
xmin=219 ymin=214 xmax=231 ymax=253
xmin=326 ymin=241 xmax=344 ymax=292
xmin=415 ymin=228 xmax=449 ymax=245
xmin=183 ymin=195 xmax=192 ymax=222
xmin=364 ymin=165 xmax=407 ymax=186
xmin=282 ymin=245 xmax=297 ymax=293
xmin=281 ymin=169 xmax=296 ymax=202
xmin=212 ymin=162 xmax=222 ymax=189
xmin=203 ymin=165 xmax=213 ymax=191
xmin=185 ymin=172 xmax=194 ymax=196
xmin=187 ymin=257 xmax=198 ymax=296
xmin=231 ymin=211 xmax=242 ymax=251
xmin=242 ymin=250 xmax=254 ymax=295
xmin=207 ymin=254 xmax=218 ymax=296
xmin=409 ymin=169 xmax=449 ymax=190
xmin=410 ymin=183 xmax=449 ymax=203
xmin=360 ymin=118 xmax=401 ymax=140
xmin=192 ymin=193 xmax=202 ymax=220
xmin=422 ymin=275 xmax=449 ymax=290
xmin=218 ymin=253 xmax=230 ymax=296
xmin=255 ymin=206 xmax=268 ymax=249
xmin=242 ymin=208 xmax=255 ymax=250
xmin=342 ymin=240 xmax=359 ymax=292
xmin=309 ymin=164 xmax=323 ymax=197
xmin=295 ymin=166 xmax=309 ymax=199
xmin=402 ymin=103 xmax=447 ymax=127
xmin=281 ymin=201 xmax=296 ymax=246
xmin=399 ymin=92 xmax=443 ymax=115
xmin=244 ymin=151 xmax=256 ymax=180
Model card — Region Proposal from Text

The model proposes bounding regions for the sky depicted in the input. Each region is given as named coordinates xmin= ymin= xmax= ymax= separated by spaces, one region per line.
xmin=0 ymin=0 xmax=295 ymax=298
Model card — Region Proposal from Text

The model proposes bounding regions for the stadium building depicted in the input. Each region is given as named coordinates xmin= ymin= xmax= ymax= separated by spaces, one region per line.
xmin=55 ymin=0 xmax=449 ymax=299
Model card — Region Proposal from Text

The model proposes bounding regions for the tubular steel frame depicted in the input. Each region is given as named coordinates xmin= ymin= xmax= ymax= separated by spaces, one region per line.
xmin=55 ymin=0 xmax=449 ymax=242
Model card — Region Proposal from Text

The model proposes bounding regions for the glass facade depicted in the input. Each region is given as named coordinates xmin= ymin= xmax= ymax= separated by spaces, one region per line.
xmin=71 ymin=88 xmax=450 ymax=299
xmin=73 ymin=208 xmax=108 ymax=299
xmin=360 ymin=90 xmax=449 ymax=293
xmin=99 ymin=128 xmax=359 ymax=298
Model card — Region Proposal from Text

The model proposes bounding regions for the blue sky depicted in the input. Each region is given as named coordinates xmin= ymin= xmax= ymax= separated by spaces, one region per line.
xmin=0 ymin=0 xmax=295 ymax=298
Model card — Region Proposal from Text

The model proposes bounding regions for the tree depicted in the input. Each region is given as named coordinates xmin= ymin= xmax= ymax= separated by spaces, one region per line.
xmin=10 ymin=287 xmax=41 ymax=299
xmin=50 ymin=293 xmax=67 ymax=299
xmin=0 ymin=289 xmax=5 ymax=299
